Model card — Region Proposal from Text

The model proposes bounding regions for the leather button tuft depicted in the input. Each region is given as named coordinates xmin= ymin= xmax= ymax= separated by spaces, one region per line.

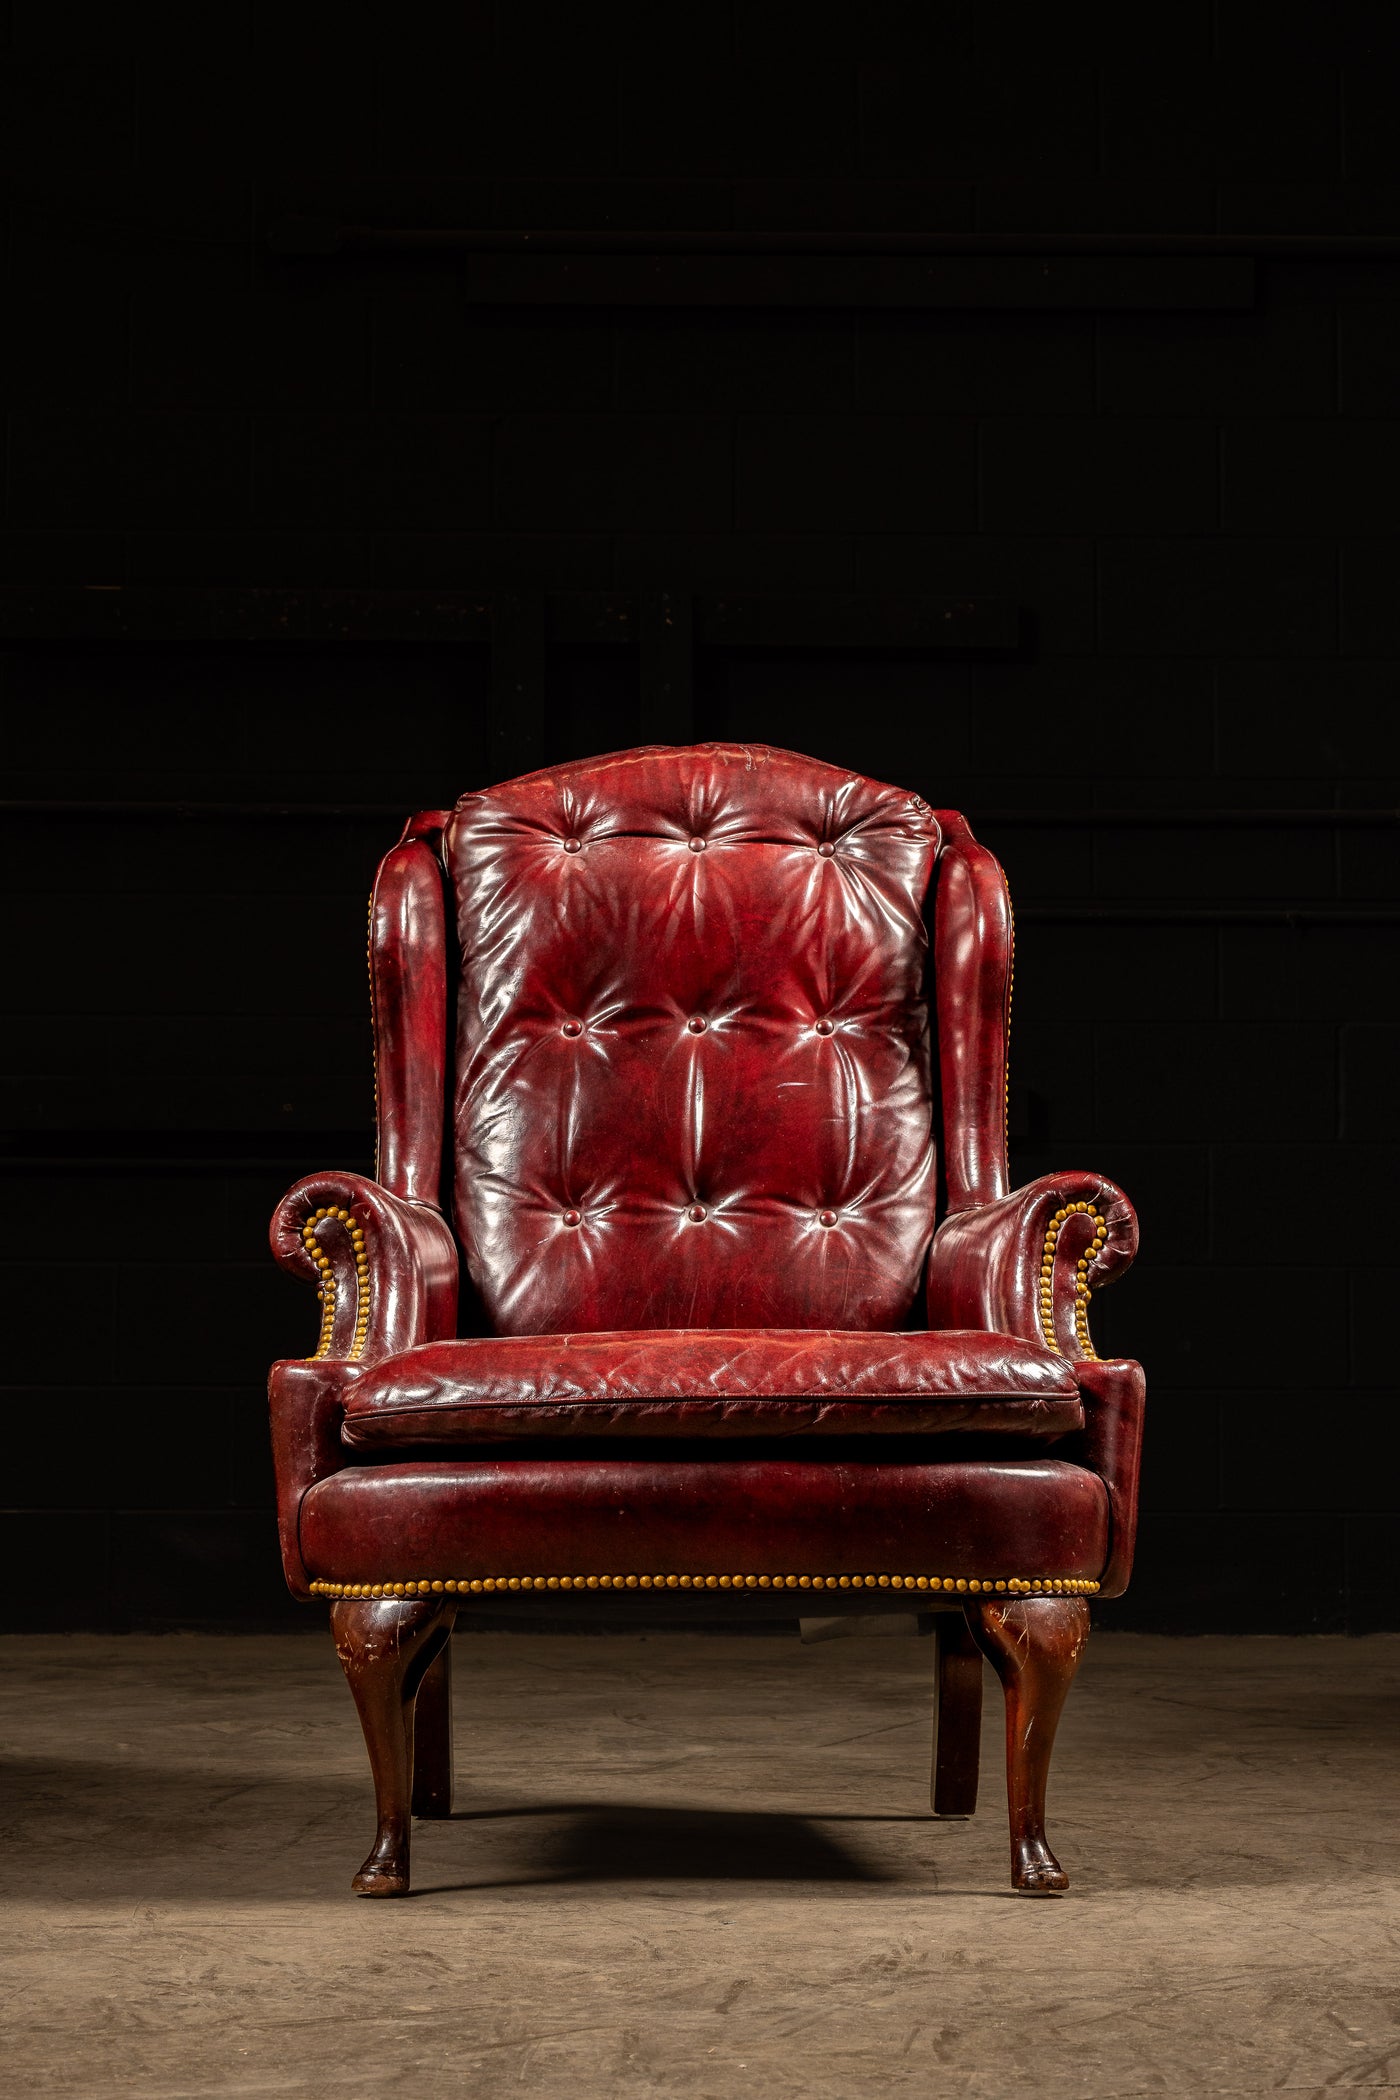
xmin=688 ymin=836 xmax=707 ymax=852
xmin=687 ymin=1016 xmax=707 ymax=1034
xmin=563 ymin=837 xmax=583 ymax=854
xmin=562 ymin=1208 xmax=582 ymax=1227
xmin=818 ymin=1209 xmax=838 ymax=1227
xmin=686 ymin=1203 xmax=707 ymax=1223
xmin=561 ymin=1020 xmax=583 ymax=1038
xmin=817 ymin=841 xmax=835 ymax=858
xmin=815 ymin=1019 xmax=834 ymax=1036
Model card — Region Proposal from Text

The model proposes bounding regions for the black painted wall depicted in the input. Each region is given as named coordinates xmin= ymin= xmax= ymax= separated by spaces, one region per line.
xmin=3 ymin=3 xmax=1397 ymax=1631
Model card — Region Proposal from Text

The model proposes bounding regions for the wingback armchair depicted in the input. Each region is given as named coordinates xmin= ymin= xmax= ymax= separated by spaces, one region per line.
xmin=269 ymin=743 xmax=1143 ymax=1898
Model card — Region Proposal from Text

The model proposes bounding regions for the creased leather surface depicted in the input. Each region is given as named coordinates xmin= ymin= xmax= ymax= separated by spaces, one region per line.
xmin=340 ymin=1327 xmax=1083 ymax=1447
xmin=300 ymin=1457 xmax=1110 ymax=1582
xmin=443 ymin=744 xmax=941 ymax=1336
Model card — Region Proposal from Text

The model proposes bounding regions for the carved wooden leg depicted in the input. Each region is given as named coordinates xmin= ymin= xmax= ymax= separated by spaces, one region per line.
xmin=966 ymin=1595 xmax=1089 ymax=1896
xmin=330 ymin=1595 xmax=456 ymax=1897
xmin=411 ymin=1635 xmax=454 ymax=1819
xmin=931 ymin=1610 xmax=983 ymax=1817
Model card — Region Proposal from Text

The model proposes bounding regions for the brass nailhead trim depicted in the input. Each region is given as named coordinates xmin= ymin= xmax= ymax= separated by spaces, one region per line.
xmin=301 ymin=1207 xmax=371 ymax=1362
xmin=1039 ymin=1201 xmax=1108 ymax=1361
xmin=310 ymin=1571 xmax=1100 ymax=1599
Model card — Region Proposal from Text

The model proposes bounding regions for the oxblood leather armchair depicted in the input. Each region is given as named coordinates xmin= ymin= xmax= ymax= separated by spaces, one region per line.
xmin=268 ymin=744 xmax=1143 ymax=1898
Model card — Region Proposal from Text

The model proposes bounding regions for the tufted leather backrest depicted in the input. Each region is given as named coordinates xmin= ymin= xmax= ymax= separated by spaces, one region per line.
xmin=442 ymin=744 xmax=941 ymax=1336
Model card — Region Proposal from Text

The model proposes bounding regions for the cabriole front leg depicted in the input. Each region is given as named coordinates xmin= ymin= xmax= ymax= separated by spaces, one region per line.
xmin=965 ymin=1595 xmax=1089 ymax=1896
xmin=330 ymin=1595 xmax=457 ymax=1896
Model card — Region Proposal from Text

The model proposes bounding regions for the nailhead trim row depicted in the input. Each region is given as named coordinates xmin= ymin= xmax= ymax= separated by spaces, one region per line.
xmin=302 ymin=1206 xmax=371 ymax=1361
xmin=310 ymin=1571 xmax=1100 ymax=1599
xmin=1039 ymin=1201 xmax=1107 ymax=1360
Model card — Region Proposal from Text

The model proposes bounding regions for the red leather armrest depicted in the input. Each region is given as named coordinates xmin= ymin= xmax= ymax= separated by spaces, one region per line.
xmin=926 ymin=1170 xmax=1137 ymax=1359
xmin=270 ymin=1170 xmax=459 ymax=1367
xmin=267 ymin=1171 xmax=460 ymax=1599
xmin=927 ymin=1170 xmax=1143 ymax=1596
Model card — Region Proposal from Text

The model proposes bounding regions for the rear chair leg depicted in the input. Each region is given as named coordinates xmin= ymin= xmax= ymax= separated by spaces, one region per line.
xmin=931 ymin=1610 xmax=983 ymax=1817
xmin=412 ymin=1636 xmax=454 ymax=1819
xmin=330 ymin=1595 xmax=456 ymax=1897
xmin=965 ymin=1595 xmax=1089 ymax=1895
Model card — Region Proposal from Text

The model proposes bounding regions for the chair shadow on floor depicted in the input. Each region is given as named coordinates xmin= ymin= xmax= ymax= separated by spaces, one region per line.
xmin=1 ymin=1752 xmax=919 ymax=1902
xmin=413 ymin=1802 xmax=907 ymax=1892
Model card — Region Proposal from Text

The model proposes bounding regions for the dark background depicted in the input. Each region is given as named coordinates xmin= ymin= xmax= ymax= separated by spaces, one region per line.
xmin=3 ymin=3 xmax=1396 ymax=1633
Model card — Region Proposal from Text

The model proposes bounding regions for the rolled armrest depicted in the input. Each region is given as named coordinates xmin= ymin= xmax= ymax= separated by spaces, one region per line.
xmin=267 ymin=1172 xmax=460 ymax=1598
xmin=926 ymin=1169 xmax=1137 ymax=1361
xmin=270 ymin=1170 xmax=459 ymax=1367
xmin=928 ymin=1171 xmax=1143 ymax=1598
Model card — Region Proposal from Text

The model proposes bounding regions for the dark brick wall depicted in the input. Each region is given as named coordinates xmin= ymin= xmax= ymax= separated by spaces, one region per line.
xmin=2 ymin=2 xmax=1396 ymax=1629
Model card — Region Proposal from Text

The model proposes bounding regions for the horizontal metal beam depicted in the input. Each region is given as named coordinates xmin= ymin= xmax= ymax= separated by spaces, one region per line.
xmin=268 ymin=221 xmax=1400 ymax=261
xmin=0 ymin=586 xmax=1014 ymax=649
xmin=0 ymin=1132 xmax=375 ymax=1171
xmin=0 ymin=801 xmax=410 ymax=819
xmin=453 ymin=253 xmax=1254 ymax=311
xmin=260 ymin=222 xmax=1293 ymax=307
xmin=0 ymin=1156 xmax=373 ymax=1174
xmin=981 ymin=808 xmax=1398 ymax=829
xmin=2 ymin=803 xmax=1393 ymax=828
xmin=698 ymin=594 xmax=1017 ymax=648
xmin=0 ymin=585 xmax=493 ymax=644
xmin=1017 ymin=905 xmax=1400 ymax=924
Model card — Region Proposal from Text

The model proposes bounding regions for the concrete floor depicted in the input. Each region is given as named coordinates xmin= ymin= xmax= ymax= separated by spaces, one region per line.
xmin=2 ymin=1629 xmax=1397 ymax=2099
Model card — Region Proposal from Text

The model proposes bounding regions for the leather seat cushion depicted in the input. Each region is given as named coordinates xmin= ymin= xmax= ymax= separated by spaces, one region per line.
xmin=300 ymin=1457 xmax=1109 ymax=1589
xmin=339 ymin=1328 xmax=1083 ymax=1449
